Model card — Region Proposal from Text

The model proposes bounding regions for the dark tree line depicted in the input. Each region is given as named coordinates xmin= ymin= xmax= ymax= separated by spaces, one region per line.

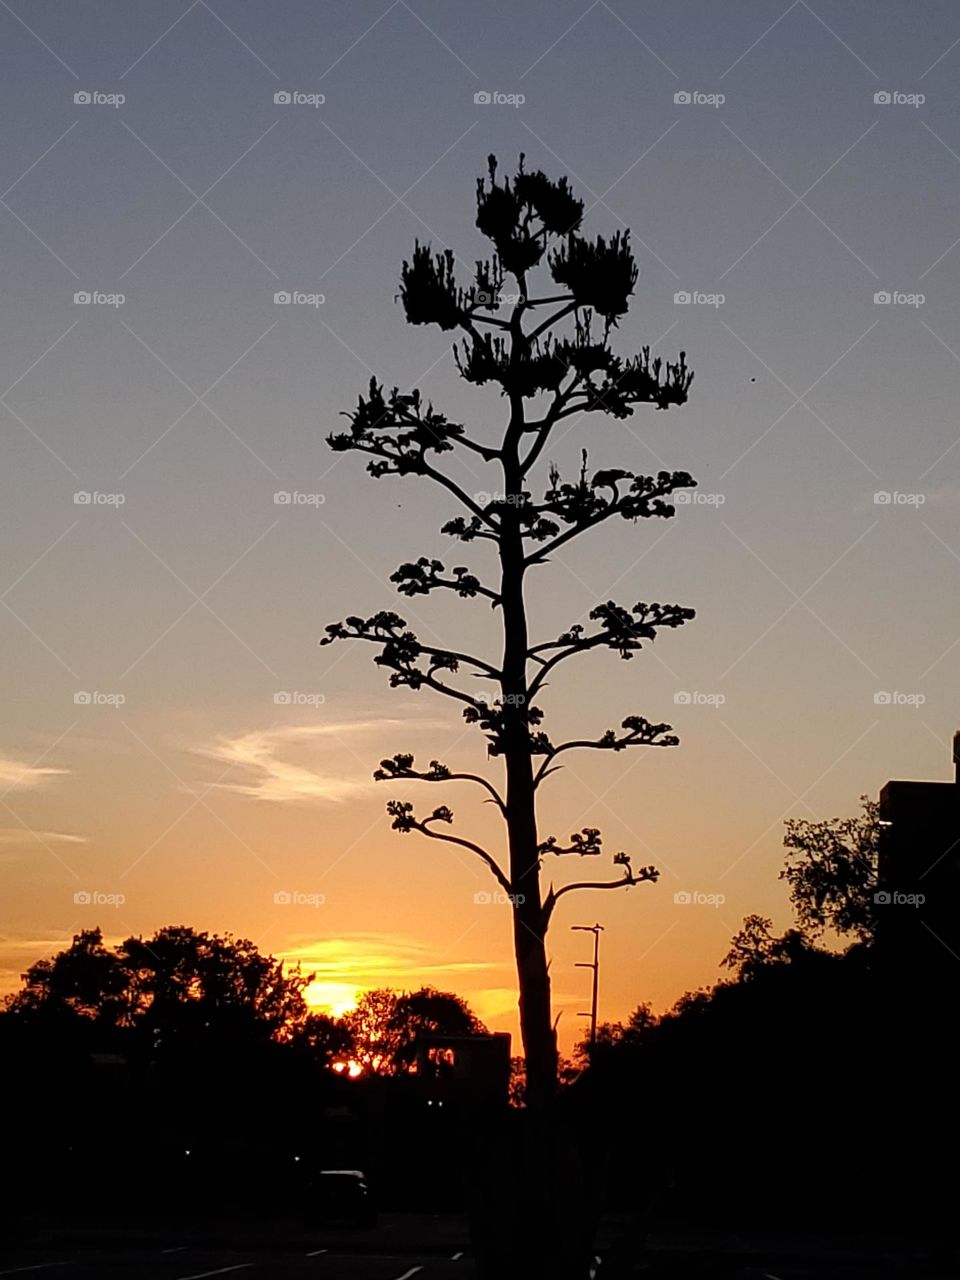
xmin=2 ymin=925 xmax=486 ymax=1075
xmin=569 ymin=798 xmax=957 ymax=1253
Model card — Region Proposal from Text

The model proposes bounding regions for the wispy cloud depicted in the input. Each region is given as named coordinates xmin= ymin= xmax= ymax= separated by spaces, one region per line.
xmin=0 ymin=828 xmax=87 ymax=862
xmin=0 ymin=828 xmax=86 ymax=845
xmin=0 ymin=754 xmax=68 ymax=790
xmin=192 ymin=719 xmax=443 ymax=804
xmin=285 ymin=931 xmax=498 ymax=981
xmin=283 ymin=932 xmax=502 ymax=1014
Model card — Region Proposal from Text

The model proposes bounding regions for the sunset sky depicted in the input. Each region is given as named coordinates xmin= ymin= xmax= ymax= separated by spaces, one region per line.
xmin=3 ymin=0 xmax=960 ymax=1051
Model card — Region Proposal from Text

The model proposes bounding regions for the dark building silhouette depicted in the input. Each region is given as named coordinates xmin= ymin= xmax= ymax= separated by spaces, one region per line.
xmin=877 ymin=731 xmax=960 ymax=973
xmin=415 ymin=1032 xmax=511 ymax=1107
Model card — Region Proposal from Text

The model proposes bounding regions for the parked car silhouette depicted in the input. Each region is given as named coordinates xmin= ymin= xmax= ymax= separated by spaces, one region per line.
xmin=306 ymin=1169 xmax=377 ymax=1229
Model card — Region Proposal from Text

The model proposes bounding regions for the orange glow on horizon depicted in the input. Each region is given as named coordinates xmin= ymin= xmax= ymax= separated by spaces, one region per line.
xmin=304 ymin=980 xmax=359 ymax=1019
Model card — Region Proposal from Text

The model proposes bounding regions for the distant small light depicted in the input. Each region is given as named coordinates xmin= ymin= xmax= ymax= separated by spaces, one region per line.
xmin=184 ymin=1150 xmax=191 ymax=1156
xmin=294 ymin=1155 xmax=301 ymax=1162
xmin=879 ymin=820 xmax=893 ymax=827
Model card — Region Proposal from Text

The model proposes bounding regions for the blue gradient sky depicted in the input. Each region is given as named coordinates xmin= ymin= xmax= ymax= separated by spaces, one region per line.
xmin=2 ymin=0 xmax=959 ymax=1045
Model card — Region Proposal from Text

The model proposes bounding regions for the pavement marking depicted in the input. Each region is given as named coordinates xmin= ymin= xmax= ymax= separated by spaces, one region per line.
xmin=174 ymin=1268 xmax=252 ymax=1280
xmin=0 ymin=1267 xmax=68 ymax=1276
xmin=0 ymin=1268 xmax=68 ymax=1277
xmin=451 ymin=1251 xmax=464 ymax=1260
xmin=305 ymin=1250 xmax=328 ymax=1256
xmin=393 ymin=1270 xmax=423 ymax=1280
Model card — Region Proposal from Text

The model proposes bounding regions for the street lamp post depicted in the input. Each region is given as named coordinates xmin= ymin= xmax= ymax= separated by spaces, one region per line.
xmin=572 ymin=923 xmax=604 ymax=1050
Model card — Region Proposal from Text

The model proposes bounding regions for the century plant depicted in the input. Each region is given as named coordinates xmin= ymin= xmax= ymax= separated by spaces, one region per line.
xmin=322 ymin=155 xmax=696 ymax=1111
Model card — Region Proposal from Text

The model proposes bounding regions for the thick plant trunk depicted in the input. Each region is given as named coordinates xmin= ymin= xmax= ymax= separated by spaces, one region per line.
xmin=466 ymin=440 xmax=601 ymax=1279
xmin=498 ymin=441 xmax=557 ymax=1108
xmin=465 ymin=1108 xmax=600 ymax=1280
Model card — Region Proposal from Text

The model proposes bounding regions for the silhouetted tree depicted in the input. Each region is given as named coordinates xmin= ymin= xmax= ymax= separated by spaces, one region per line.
xmin=6 ymin=927 xmax=133 ymax=1030
xmin=720 ymin=913 xmax=821 ymax=981
xmin=117 ymin=925 xmax=309 ymax=1047
xmin=322 ymin=156 xmax=695 ymax=1123
xmin=573 ymin=1002 xmax=656 ymax=1066
xmin=781 ymin=797 xmax=880 ymax=942
xmin=343 ymin=986 xmax=486 ymax=1074
xmin=293 ymin=1010 xmax=356 ymax=1068
xmin=4 ymin=926 xmax=311 ymax=1048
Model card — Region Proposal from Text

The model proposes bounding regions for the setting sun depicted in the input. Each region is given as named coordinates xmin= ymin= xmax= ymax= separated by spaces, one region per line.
xmin=304 ymin=981 xmax=359 ymax=1019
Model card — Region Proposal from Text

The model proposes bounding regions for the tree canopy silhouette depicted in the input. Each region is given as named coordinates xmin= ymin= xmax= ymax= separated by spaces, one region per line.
xmin=342 ymin=985 xmax=487 ymax=1075
xmin=322 ymin=155 xmax=696 ymax=1111
xmin=5 ymin=925 xmax=310 ymax=1049
xmin=781 ymin=796 xmax=880 ymax=943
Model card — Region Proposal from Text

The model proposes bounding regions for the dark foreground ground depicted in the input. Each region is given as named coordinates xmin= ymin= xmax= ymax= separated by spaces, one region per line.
xmin=2 ymin=1215 xmax=958 ymax=1279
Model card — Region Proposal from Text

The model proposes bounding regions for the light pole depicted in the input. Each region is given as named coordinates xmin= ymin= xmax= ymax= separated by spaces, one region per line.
xmin=572 ymin=923 xmax=603 ymax=1049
